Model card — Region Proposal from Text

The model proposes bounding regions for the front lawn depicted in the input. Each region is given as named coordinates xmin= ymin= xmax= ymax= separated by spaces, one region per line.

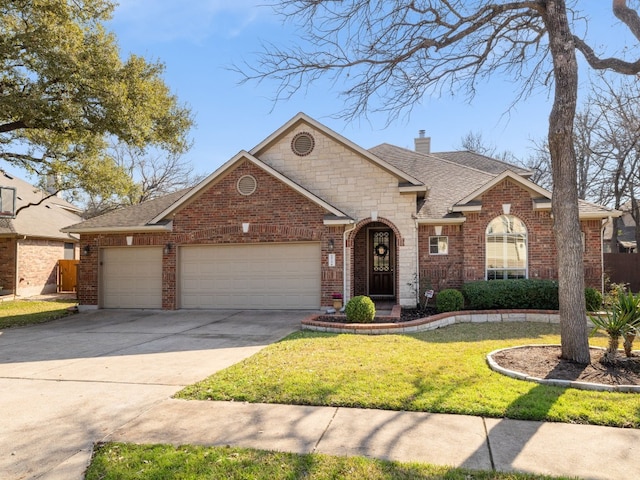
xmin=177 ymin=322 xmax=640 ymax=428
xmin=0 ymin=299 xmax=77 ymax=328
xmin=85 ymin=443 xmax=572 ymax=480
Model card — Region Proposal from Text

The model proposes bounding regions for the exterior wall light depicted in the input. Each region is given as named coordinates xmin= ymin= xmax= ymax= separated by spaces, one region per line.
xmin=328 ymin=238 xmax=334 ymax=251
xmin=83 ymin=245 xmax=91 ymax=255
xmin=164 ymin=243 xmax=173 ymax=254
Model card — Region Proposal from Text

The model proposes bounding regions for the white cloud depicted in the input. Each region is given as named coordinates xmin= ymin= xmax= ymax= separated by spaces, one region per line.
xmin=112 ymin=0 xmax=267 ymax=44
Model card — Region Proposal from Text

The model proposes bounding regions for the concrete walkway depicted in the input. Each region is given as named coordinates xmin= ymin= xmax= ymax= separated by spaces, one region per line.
xmin=1 ymin=309 xmax=639 ymax=479
xmin=107 ymin=400 xmax=640 ymax=480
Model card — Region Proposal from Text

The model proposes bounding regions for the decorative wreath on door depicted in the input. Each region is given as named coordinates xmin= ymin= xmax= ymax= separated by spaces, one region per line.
xmin=374 ymin=243 xmax=389 ymax=257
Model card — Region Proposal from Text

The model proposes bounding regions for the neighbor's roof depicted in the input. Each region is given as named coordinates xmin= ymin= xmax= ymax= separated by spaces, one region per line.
xmin=0 ymin=171 xmax=82 ymax=241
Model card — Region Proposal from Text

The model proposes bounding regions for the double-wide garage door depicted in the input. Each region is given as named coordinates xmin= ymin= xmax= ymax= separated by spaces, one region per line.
xmin=180 ymin=243 xmax=321 ymax=309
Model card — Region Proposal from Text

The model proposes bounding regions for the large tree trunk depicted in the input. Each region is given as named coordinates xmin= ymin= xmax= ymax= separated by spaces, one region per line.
xmin=544 ymin=0 xmax=591 ymax=364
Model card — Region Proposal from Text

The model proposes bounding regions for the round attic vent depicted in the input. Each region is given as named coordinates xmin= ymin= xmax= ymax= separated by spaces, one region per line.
xmin=237 ymin=175 xmax=257 ymax=196
xmin=291 ymin=132 xmax=315 ymax=156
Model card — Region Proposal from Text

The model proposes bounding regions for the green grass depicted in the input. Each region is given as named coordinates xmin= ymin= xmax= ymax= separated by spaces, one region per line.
xmin=0 ymin=299 xmax=77 ymax=328
xmin=177 ymin=322 xmax=640 ymax=428
xmin=85 ymin=443 xmax=573 ymax=480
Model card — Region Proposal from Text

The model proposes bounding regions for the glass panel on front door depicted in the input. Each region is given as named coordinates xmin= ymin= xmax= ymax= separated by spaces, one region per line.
xmin=370 ymin=230 xmax=394 ymax=296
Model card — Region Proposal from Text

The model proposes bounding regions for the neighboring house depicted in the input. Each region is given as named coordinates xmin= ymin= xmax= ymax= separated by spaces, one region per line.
xmin=603 ymin=205 xmax=637 ymax=253
xmin=64 ymin=113 xmax=616 ymax=310
xmin=0 ymin=171 xmax=82 ymax=297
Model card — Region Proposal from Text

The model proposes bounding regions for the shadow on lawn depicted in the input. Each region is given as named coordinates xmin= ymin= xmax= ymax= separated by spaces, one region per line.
xmin=462 ymin=383 xmax=566 ymax=472
xmin=410 ymin=321 xmax=562 ymax=344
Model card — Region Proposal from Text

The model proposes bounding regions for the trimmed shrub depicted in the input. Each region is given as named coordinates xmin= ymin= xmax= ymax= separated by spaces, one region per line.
xmin=344 ymin=295 xmax=376 ymax=323
xmin=461 ymin=279 xmax=559 ymax=310
xmin=584 ymin=287 xmax=602 ymax=312
xmin=436 ymin=289 xmax=464 ymax=313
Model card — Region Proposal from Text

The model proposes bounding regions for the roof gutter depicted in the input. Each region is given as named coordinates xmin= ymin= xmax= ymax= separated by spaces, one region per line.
xmin=61 ymin=224 xmax=173 ymax=234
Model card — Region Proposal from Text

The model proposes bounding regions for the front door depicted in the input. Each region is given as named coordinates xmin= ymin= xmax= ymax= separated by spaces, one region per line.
xmin=369 ymin=229 xmax=394 ymax=297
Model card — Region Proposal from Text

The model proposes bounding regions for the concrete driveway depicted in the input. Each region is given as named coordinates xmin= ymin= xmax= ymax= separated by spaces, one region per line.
xmin=0 ymin=309 xmax=305 ymax=480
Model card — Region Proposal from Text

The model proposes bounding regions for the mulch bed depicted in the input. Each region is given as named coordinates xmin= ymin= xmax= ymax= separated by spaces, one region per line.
xmin=492 ymin=345 xmax=640 ymax=386
xmin=317 ymin=307 xmax=437 ymax=324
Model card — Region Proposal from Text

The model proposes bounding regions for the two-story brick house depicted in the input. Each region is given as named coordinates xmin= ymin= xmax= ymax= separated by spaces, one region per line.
xmin=64 ymin=113 xmax=615 ymax=310
xmin=1 ymin=171 xmax=81 ymax=297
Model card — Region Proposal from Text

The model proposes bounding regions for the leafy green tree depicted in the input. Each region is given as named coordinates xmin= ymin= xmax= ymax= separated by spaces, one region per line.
xmin=240 ymin=1 xmax=640 ymax=363
xmin=0 ymin=0 xmax=193 ymax=203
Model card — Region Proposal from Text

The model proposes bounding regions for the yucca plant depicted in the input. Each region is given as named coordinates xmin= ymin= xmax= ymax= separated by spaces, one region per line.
xmin=617 ymin=292 xmax=640 ymax=357
xmin=590 ymin=292 xmax=640 ymax=363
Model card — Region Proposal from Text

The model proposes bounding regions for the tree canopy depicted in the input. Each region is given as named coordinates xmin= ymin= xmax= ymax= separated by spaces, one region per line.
xmin=240 ymin=0 xmax=640 ymax=363
xmin=0 ymin=0 xmax=193 ymax=199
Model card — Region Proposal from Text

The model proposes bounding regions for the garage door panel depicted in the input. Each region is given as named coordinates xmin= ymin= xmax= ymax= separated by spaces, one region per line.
xmin=180 ymin=243 xmax=320 ymax=309
xmin=102 ymin=247 xmax=162 ymax=309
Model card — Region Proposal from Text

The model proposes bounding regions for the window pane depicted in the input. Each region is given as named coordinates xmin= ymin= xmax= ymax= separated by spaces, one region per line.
xmin=373 ymin=231 xmax=390 ymax=272
xmin=429 ymin=236 xmax=448 ymax=255
xmin=486 ymin=215 xmax=527 ymax=280
xmin=438 ymin=237 xmax=448 ymax=254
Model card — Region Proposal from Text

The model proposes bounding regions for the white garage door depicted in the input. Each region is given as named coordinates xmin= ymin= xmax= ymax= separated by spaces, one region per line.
xmin=101 ymin=247 xmax=162 ymax=308
xmin=180 ymin=243 xmax=321 ymax=309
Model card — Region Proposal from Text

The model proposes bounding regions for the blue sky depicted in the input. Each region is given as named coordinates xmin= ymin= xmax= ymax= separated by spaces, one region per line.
xmin=6 ymin=2 xmax=636 ymax=181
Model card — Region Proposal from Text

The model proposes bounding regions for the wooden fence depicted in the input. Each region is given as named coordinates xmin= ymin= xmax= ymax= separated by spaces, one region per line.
xmin=58 ymin=259 xmax=79 ymax=292
xmin=603 ymin=253 xmax=640 ymax=293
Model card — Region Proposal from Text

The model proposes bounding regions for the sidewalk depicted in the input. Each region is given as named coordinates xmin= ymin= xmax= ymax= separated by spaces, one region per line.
xmin=105 ymin=399 xmax=640 ymax=480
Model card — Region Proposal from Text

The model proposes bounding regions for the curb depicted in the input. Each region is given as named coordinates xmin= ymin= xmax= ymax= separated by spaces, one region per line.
xmin=486 ymin=344 xmax=640 ymax=393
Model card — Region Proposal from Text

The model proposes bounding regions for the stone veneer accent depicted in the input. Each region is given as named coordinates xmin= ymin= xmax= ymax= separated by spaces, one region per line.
xmin=257 ymin=125 xmax=418 ymax=306
xmin=301 ymin=309 xmax=564 ymax=335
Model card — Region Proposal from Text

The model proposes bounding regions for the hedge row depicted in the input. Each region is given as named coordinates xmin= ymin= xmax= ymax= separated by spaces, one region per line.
xmin=439 ymin=279 xmax=602 ymax=311
xmin=460 ymin=279 xmax=559 ymax=310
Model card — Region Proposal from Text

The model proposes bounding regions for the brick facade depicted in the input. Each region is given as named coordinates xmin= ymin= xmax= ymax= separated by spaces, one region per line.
xmin=78 ymin=160 xmax=345 ymax=309
xmin=417 ymin=179 xmax=604 ymax=292
xmin=0 ymin=237 xmax=16 ymax=295
xmin=74 ymin=116 xmax=610 ymax=310
xmin=0 ymin=238 xmax=73 ymax=297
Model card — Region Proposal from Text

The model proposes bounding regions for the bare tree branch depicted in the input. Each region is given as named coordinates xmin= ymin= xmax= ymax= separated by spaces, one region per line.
xmin=14 ymin=190 xmax=59 ymax=215
xmin=614 ymin=0 xmax=640 ymax=39
xmin=239 ymin=0 xmax=640 ymax=363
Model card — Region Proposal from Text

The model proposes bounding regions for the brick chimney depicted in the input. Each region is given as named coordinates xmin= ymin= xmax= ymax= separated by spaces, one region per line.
xmin=414 ymin=130 xmax=431 ymax=154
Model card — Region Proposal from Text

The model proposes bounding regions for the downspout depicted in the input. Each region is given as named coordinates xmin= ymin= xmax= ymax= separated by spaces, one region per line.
xmin=415 ymin=218 xmax=420 ymax=307
xmin=343 ymin=222 xmax=357 ymax=302
xmin=13 ymin=236 xmax=24 ymax=300
xmin=601 ymin=217 xmax=610 ymax=294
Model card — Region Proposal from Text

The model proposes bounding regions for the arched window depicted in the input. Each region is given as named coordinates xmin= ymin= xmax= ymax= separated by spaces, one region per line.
xmin=486 ymin=215 xmax=527 ymax=280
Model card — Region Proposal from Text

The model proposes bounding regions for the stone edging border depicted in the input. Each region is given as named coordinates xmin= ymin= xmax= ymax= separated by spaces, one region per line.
xmin=487 ymin=344 xmax=640 ymax=393
xmin=301 ymin=309 xmax=562 ymax=335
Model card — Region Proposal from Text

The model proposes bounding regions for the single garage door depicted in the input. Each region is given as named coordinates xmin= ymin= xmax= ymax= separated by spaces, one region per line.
xmin=180 ymin=243 xmax=321 ymax=309
xmin=101 ymin=247 xmax=162 ymax=308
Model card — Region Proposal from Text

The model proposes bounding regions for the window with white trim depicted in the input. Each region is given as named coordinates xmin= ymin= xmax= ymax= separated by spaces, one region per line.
xmin=486 ymin=215 xmax=527 ymax=280
xmin=429 ymin=236 xmax=448 ymax=255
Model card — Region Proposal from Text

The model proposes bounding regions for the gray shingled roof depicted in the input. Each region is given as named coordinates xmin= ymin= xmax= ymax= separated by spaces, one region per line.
xmin=431 ymin=151 xmax=532 ymax=177
xmin=63 ymin=140 xmax=616 ymax=232
xmin=0 ymin=171 xmax=82 ymax=240
xmin=369 ymin=144 xmax=495 ymax=218
xmin=577 ymin=199 xmax=621 ymax=219
xmin=63 ymin=188 xmax=193 ymax=232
